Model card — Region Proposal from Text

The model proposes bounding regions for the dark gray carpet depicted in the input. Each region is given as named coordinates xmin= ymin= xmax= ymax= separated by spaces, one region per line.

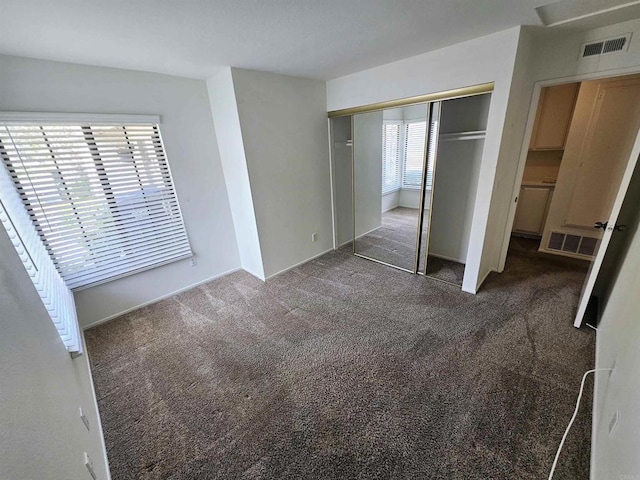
xmin=87 ymin=240 xmax=594 ymax=480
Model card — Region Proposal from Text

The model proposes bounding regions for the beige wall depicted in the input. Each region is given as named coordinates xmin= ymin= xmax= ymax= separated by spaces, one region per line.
xmin=521 ymin=150 xmax=562 ymax=183
xmin=591 ymin=197 xmax=640 ymax=479
xmin=0 ymin=226 xmax=110 ymax=479
xmin=229 ymin=68 xmax=334 ymax=278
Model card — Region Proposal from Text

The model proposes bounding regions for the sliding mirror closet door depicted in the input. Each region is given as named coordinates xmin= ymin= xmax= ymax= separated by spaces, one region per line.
xmin=425 ymin=93 xmax=492 ymax=285
xmin=353 ymin=104 xmax=428 ymax=271
xmin=416 ymin=102 xmax=440 ymax=275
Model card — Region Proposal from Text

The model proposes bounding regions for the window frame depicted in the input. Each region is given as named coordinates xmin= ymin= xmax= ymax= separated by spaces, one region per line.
xmin=0 ymin=112 xmax=193 ymax=291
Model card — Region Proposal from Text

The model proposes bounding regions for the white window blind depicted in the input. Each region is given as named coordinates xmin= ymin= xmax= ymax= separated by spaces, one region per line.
xmin=0 ymin=123 xmax=192 ymax=290
xmin=382 ymin=122 xmax=402 ymax=195
xmin=402 ymin=121 xmax=428 ymax=189
xmin=0 ymin=159 xmax=82 ymax=353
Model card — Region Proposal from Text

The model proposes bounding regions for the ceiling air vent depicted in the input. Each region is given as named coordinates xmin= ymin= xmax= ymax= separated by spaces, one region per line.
xmin=582 ymin=41 xmax=604 ymax=57
xmin=603 ymin=36 xmax=627 ymax=54
xmin=579 ymin=33 xmax=632 ymax=60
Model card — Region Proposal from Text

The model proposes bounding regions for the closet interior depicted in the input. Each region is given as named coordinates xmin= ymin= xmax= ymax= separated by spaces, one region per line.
xmin=329 ymin=88 xmax=492 ymax=287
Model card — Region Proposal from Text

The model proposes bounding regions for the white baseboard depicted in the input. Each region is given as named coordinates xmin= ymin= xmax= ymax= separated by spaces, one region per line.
xmin=241 ymin=266 xmax=266 ymax=282
xmin=539 ymin=246 xmax=593 ymax=261
xmin=336 ymin=225 xmax=382 ymax=249
xmin=79 ymin=330 xmax=112 ymax=479
xmin=428 ymin=252 xmax=465 ymax=264
xmin=265 ymin=248 xmax=334 ymax=280
xmin=81 ymin=267 xmax=242 ymax=330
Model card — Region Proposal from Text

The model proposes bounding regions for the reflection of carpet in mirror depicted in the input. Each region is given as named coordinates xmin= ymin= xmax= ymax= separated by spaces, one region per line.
xmin=354 ymin=207 xmax=421 ymax=270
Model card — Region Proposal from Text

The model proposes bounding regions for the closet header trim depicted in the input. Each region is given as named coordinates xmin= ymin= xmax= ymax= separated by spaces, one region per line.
xmin=327 ymin=82 xmax=494 ymax=118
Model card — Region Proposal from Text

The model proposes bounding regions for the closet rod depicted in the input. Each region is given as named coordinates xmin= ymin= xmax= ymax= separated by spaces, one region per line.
xmin=327 ymin=82 xmax=494 ymax=118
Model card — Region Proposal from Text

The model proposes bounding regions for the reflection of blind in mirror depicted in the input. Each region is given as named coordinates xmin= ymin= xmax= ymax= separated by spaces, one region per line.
xmin=402 ymin=121 xmax=427 ymax=188
xmin=425 ymin=118 xmax=439 ymax=189
xmin=382 ymin=122 xmax=401 ymax=194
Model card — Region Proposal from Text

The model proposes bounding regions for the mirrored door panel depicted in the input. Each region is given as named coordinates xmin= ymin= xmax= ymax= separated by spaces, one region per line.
xmin=353 ymin=104 xmax=428 ymax=271
xmin=417 ymin=102 xmax=440 ymax=275
xmin=340 ymin=88 xmax=493 ymax=287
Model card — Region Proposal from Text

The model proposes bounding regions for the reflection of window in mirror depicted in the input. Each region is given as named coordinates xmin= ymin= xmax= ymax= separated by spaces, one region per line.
xmin=381 ymin=119 xmax=431 ymax=195
xmin=403 ymin=121 xmax=427 ymax=189
xmin=382 ymin=122 xmax=401 ymax=194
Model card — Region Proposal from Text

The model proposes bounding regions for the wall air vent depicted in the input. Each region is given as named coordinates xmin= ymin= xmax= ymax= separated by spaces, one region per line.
xmin=580 ymin=34 xmax=632 ymax=60
xmin=547 ymin=232 xmax=599 ymax=257
xmin=582 ymin=41 xmax=604 ymax=57
xmin=603 ymin=36 xmax=627 ymax=53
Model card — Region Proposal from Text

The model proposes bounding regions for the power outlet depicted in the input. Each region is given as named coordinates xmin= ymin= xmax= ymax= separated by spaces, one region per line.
xmin=79 ymin=407 xmax=90 ymax=431
xmin=190 ymin=256 xmax=198 ymax=267
xmin=84 ymin=452 xmax=97 ymax=480
xmin=609 ymin=410 xmax=619 ymax=436
xmin=311 ymin=232 xmax=318 ymax=242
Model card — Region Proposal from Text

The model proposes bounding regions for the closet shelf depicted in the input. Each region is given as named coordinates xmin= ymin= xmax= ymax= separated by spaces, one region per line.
xmin=439 ymin=130 xmax=486 ymax=142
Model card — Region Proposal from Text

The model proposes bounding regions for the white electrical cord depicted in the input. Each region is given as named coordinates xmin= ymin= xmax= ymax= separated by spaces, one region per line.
xmin=548 ymin=368 xmax=614 ymax=480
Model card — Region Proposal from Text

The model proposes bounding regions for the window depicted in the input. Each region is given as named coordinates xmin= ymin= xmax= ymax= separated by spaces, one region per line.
xmin=0 ymin=157 xmax=81 ymax=353
xmin=0 ymin=119 xmax=192 ymax=290
xmin=382 ymin=122 xmax=402 ymax=194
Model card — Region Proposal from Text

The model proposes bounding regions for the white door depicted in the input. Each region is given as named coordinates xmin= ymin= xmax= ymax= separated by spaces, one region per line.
xmin=566 ymin=77 xmax=640 ymax=228
xmin=574 ymin=124 xmax=640 ymax=327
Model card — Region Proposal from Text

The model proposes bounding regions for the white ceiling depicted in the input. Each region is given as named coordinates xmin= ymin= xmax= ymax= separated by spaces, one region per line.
xmin=0 ymin=0 xmax=634 ymax=80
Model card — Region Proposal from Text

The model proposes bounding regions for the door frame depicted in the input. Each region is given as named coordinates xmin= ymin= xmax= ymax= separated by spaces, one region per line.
xmin=497 ymin=66 xmax=640 ymax=275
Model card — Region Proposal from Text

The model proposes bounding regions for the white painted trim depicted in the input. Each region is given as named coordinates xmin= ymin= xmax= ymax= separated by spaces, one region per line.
xmin=81 ymin=267 xmax=241 ymax=329
xmin=79 ymin=330 xmax=112 ymax=480
xmin=428 ymin=252 xmax=465 ymax=263
xmin=543 ymin=2 xmax=640 ymax=28
xmin=498 ymin=83 xmax=543 ymax=273
xmin=265 ymin=248 xmax=334 ymax=280
xmin=539 ymin=246 xmax=594 ymax=261
xmin=464 ymin=267 xmax=495 ymax=294
xmin=328 ymin=118 xmax=338 ymax=250
xmin=241 ymin=265 xmax=266 ymax=282
xmin=498 ymin=65 xmax=640 ymax=273
xmin=591 ymin=338 xmax=604 ymax=477
xmin=0 ymin=111 xmax=161 ymax=125
xmin=356 ymin=225 xmax=382 ymax=240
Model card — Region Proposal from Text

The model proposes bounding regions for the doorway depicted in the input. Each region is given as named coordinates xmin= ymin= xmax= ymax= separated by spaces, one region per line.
xmin=506 ymin=72 xmax=640 ymax=327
